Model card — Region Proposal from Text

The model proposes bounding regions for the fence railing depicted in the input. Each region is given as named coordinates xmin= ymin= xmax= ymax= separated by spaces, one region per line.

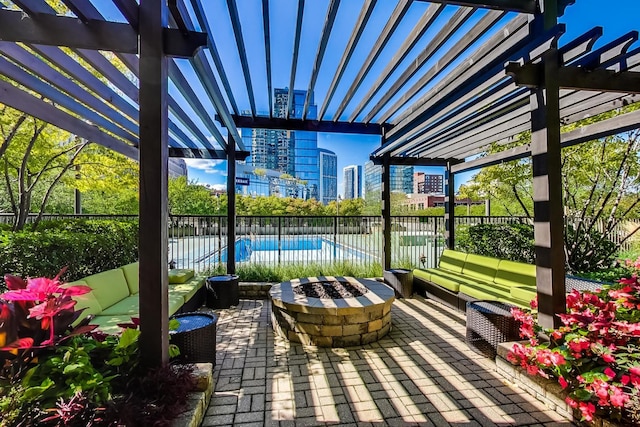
xmin=1 ymin=214 xmax=637 ymax=274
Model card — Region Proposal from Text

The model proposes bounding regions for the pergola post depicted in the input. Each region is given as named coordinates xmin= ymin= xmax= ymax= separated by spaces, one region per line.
xmin=381 ymin=153 xmax=392 ymax=270
xmin=138 ymin=0 xmax=169 ymax=367
xmin=531 ymin=0 xmax=566 ymax=329
xmin=226 ymin=136 xmax=237 ymax=274
xmin=444 ymin=161 xmax=455 ymax=249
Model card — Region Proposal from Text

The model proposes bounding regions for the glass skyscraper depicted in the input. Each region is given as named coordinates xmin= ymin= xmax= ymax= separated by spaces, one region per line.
xmin=364 ymin=161 xmax=414 ymax=198
xmin=240 ymin=88 xmax=336 ymax=203
xmin=319 ymin=149 xmax=337 ymax=205
xmin=343 ymin=165 xmax=362 ymax=199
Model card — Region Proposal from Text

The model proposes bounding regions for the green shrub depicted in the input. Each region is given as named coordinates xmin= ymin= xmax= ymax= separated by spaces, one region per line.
xmin=565 ymin=223 xmax=617 ymax=273
xmin=0 ymin=220 xmax=138 ymax=290
xmin=456 ymin=222 xmax=535 ymax=263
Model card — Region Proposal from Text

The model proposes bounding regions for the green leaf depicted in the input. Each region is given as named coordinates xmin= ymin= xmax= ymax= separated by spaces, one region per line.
xmin=169 ymin=318 xmax=180 ymax=331
xmin=117 ymin=328 xmax=140 ymax=349
xmin=62 ymin=363 xmax=83 ymax=374
xmin=22 ymin=378 xmax=54 ymax=401
xmin=107 ymin=356 xmax=123 ymax=366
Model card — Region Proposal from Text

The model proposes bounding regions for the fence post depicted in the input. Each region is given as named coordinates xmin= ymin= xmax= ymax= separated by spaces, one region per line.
xmin=278 ymin=216 xmax=282 ymax=265
xmin=433 ymin=217 xmax=438 ymax=269
xmin=333 ymin=216 xmax=338 ymax=260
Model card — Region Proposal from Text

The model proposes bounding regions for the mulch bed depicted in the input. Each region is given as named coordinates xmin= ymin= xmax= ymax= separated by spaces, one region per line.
xmin=293 ymin=280 xmax=369 ymax=299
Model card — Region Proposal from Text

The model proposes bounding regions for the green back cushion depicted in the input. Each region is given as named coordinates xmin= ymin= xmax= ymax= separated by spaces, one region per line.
xmin=169 ymin=269 xmax=195 ymax=284
xmin=120 ymin=262 xmax=139 ymax=294
xmin=462 ymin=254 xmax=499 ymax=282
xmin=495 ymin=260 xmax=536 ymax=288
xmin=83 ymin=269 xmax=131 ymax=309
xmin=63 ymin=281 xmax=103 ymax=325
xmin=438 ymin=250 xmax=467 ymax=273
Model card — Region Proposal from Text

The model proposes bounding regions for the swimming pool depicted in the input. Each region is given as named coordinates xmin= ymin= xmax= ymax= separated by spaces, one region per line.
xmin=215 ymin=236 xmax=371 ymax=263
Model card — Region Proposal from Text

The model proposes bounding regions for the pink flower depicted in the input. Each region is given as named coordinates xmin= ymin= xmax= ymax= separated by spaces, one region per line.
xmin=565 ymin=397 xmax=578 ymax=408
xmin=629 ymin=366 xmax=640 ymax=376
xmin=530 ymin=297 xmax=538 ymax=309
xmin=609 ymin=386 xmax=629 ymax=408
xmin=558 ymin=377 xmax=568 ymax=389
xmin=578 ymin=402 xmax=596 ymax=422
xmin=604 ymin=367 xmax=616 ymax=380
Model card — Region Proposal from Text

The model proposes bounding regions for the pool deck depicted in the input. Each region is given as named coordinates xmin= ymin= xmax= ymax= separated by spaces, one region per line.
xmin=202 ymin=296 xmax=575 ymax=426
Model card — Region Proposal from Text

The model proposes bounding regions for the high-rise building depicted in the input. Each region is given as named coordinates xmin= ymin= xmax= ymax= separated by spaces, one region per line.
xmin=413 ymin=172 xmax=444 ymax=194
xmin=241 ymin=88 xmax=323 ymax=200
xmin=343 ymin=165 xmax=362 ymax=199
xmin=319 ymin=149 xmax=337 ymax=205
xmin=364 ymin=161 xmax=414 ymax=198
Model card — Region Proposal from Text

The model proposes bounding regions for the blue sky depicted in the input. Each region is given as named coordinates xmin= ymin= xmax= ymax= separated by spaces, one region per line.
xmin=184 ymin=0 xmax=640 ymax=194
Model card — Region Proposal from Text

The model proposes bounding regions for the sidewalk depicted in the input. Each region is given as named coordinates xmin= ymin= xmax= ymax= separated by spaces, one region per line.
xmin=202 ymin=296 xmax=575 ymax=426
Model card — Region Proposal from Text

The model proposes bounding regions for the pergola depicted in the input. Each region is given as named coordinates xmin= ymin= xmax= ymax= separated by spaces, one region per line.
xmin=1 ymin=0 xmax=639 ymax=367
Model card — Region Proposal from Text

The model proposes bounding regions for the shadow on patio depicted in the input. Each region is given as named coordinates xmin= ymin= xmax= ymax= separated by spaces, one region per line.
xmin=203 ymin=296 xmax=575 ymax=426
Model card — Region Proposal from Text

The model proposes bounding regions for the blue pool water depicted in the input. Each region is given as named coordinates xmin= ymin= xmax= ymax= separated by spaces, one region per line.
xmin=216 ymin=236 xmax=369 ymax=263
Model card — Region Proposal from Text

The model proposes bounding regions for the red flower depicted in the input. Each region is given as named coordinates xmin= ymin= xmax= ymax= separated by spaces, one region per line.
xmin=604 ymin=367 xmax=616 ymax=380
xmin=558 ymin=376 xmax=568 ymax=389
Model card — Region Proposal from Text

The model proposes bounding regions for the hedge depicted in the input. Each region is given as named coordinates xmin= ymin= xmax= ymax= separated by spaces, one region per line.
xmin=456 ymin=222 xmax=535 ymax=263
xmin=0 ymin=220 xmax=138 ymax=291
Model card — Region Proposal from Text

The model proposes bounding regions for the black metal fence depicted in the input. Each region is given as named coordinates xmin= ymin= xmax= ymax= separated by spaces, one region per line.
xmin=0 ymin=213 xmax=531 ymax=273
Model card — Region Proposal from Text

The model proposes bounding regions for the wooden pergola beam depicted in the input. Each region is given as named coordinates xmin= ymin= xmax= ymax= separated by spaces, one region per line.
xmin=507 ymin=63 xmax=640 ymax=93
xmin=0 ymin=9 xmax=138 ymax=53
xmin=230 ymin=115 xmax=389 ymax=135
xmin=413 ymin=0 xmax=537 ymax=14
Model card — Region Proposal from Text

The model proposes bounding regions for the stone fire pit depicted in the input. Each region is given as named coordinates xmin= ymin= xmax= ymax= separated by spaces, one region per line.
xmin=269 ymin=276 xmax=395 ymax=347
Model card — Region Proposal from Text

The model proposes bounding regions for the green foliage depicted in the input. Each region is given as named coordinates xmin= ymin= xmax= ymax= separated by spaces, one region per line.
xmin=565 ymin=223 xmax=617 ymax=273
xmin=456 ymin=223 xmax=535 ymax=263
xmin=168 ymin=176 xmax=218 ymax=215
xmin=208 ymin=261 xmax=383 ymax=282
xmin=0 ymin=220 xmax=138 ymax=288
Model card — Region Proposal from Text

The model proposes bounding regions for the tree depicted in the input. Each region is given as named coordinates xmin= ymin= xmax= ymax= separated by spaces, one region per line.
xmin=0 ymin=107 xmax=87 ymax=230
xmin=459 ymin=105 xmax=640 ymax=271
xmin=168 ymin=176 xmax=216 ymax=215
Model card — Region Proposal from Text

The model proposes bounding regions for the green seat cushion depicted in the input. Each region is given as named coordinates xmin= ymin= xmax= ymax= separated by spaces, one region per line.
xmin=84 ymin=269 xmax=131 ymax=309
xmin=412 ymin=268 xmax=431 ymax=283
xmin=92 ymin=314 xmax=136 ymax=335
xmin=427 ymin=270 xmax=464 ymax=292
xmin=459 ymin=282 xmax=512 ymax=301
xmin=497 ymin=297 xmax=530 ymax=309
xmin=63 ymin=281 xmax=103 ymax=326
xmin=462 ymin=254 xmax=499 ymax=283
xmin=168 ymin=293 xmax=184 ymax=315
xmin=495 ymin=260 xmax=536 ymax=288
xmin=510 ymin=286 xmax=537 ymax=305
xmin=169 ymin=283 xmax=200 ymax=305
xmin=169 ymin=269 xmax=195 ymax=284
xmin=120 ymin=262 xmax=139 ymax=294
xmin=437 ymin=250 xmax=468 ymax=273
xmin=100 ymin=295 xmax=139 ymax=316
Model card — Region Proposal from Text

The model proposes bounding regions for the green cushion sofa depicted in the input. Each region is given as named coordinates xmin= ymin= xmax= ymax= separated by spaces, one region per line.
xmin=413 ymin=249 xmax=537 ymax=311
xmin=68 ymin=263 xmax=206 ymax=334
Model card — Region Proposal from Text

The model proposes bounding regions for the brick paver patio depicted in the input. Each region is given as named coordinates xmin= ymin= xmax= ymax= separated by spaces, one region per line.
xmin=203 ymin=296 xmax=575 ymax=426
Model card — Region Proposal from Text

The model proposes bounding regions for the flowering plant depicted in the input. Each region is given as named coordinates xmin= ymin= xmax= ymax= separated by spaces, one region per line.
xmin=0 ymin=269 xmax=96 ymax=359
xmin=508 ymin=273 xmax=640 ymax=423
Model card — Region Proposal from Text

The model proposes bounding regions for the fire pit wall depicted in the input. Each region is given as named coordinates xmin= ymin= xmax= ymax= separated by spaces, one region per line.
xmin=269 ymin=277 xmax=395 ymax=347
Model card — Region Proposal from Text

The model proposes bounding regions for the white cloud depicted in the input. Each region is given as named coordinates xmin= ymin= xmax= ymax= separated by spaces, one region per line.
xmin=183 ymin=159 xmax=224 ymax=174
xmin=211 ymin=184 xmax=226 ymax=191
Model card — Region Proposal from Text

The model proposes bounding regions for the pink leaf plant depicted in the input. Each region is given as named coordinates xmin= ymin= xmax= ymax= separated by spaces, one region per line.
xmin=0 ymin=268 xmax=94 ymax=350
xmin=507 ymin=268 xmax=640 ymax=423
